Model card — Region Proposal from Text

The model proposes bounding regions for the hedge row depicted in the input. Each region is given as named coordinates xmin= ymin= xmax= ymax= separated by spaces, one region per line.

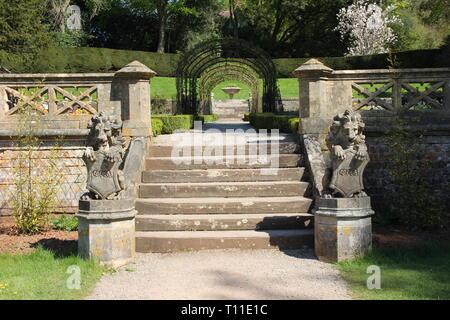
xmin=151 ymin=118 xmax=164 ymax=136
xmin=195 ymin=114 xmax=219 ymax=124
xmin=248 ymin=113 xmax=299 ymax=133
xmin=0 ymin=47 xmax=179 ymax=76
xmin=1 ymin=46 xmax=448 ymax=77
xmin=152 ymin=115 xmax=194 ymax=134
xmin=274 ymin=48 xmax=448 ymax=77
xmin=151 ymin=114 xmax=219 ymax=136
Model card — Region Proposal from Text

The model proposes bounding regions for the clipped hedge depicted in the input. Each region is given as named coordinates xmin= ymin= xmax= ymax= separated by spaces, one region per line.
xmin=151 ymin=118 xmax=163 ymax=136
xmin=152 ymin=115 xmax=194 ymax=134
xmin=195 ymin=114 xmax=219 ymax=124
xmin=0 ymin=47 xmax=179 ymax=75
xmin=274 ymin=48 xmax=447 ymax=77
xmin=1 ymin=47 xmax=447 ymax=77
xmin=249 ymin=113 xmax=299 ymax=133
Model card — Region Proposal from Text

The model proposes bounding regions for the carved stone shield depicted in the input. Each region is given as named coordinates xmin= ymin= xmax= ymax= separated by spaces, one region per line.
xmin=85 ymin=151 xmax=122 ymax=199
xmin=329 ymin=149 xmax=369 ymax=197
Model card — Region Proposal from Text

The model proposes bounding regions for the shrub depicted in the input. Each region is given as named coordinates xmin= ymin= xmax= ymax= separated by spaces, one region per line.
xmin=288 ymin=118 xmax=299 ymax=133
xmin=195 ymin=114 xmax=219 ymax=124
xmin=243 ymin=112 xmax=251 ymax=121
xmin=151 ymin=118 xmax=163 ymax=136
xmin=50 ymin=215 xmax=78 ymax=232
xmin=249 ymin=113 xmax=299 ymax=133
xmin=152 ymin=115 xmax=194 ymax=134
xmin=11 ymin=105 xmax=64 ymax=234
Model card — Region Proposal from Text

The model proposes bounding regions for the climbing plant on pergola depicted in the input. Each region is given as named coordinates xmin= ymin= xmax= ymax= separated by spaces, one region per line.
xmin=176 ymin=38 xmax=282 ymax=115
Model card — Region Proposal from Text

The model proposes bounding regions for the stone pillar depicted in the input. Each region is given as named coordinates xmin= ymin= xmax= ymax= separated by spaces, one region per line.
xmin=114 ymin=61 xmax=156 ymax=137
xmin=292 ymin=59 xmax=333 ymax=135
xmin=313 ymin=197 xmax=374 ymax=263
xmin=76 ymin=199 xmax=136 ymax=268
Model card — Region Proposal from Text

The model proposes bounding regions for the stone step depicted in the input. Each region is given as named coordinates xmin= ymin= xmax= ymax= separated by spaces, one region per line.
xmin=147 ymin=142 xmax=299 ymax=157
xmin=145 ymin=154 xmax=301 ymax=170
xmin=135 ymin=213 xmax=314 ymax=231
xmin=139 ymin=181 xmax=309 ymax=198
xmin=142 ymin=167 xmax=306 ymax=183
xmin=135 ymin=229 xmax=314 ymax=253
xmin=135 ymin=196 xmax=312 ymax=215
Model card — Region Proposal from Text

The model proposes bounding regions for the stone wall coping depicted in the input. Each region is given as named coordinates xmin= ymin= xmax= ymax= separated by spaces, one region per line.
xmin=0 ymin=129 xmax=89 ymax=137
xmin=76 ymin=210 xmax=136 ymax=221
xmin=294 ymin=66 xmax=450 ymax=80
xmin=0 ymin=73 xmax=116 ymax=82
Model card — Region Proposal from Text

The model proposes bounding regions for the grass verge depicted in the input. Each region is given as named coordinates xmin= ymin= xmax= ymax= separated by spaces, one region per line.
xmin=336 ymin=242 xmax=450 ymax=300
xmin=0 ymin=246 xmax=104 ymax=300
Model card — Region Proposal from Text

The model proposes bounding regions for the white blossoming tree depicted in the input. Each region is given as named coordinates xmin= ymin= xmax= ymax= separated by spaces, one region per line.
xmin=335 ymin=0 xmax=401 ymax=56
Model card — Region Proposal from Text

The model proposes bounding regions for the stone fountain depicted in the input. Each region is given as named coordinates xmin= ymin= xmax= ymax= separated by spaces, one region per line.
xmin=221 ymin=86 xmax=241 ymax=99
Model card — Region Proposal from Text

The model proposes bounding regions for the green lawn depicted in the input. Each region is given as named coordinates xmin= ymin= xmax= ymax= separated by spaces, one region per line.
xmin=0 ymin=247 xmax=105 ymax=300
xmin=151 ymin=77 xmax=299 ymax=99
xmin=337 ymin=242 xmax=450 ymax=300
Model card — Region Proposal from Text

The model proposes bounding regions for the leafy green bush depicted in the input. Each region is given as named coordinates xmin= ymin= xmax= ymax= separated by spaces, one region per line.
xmin=151 ymin=118 xmax=163 ymax=136
xmin=50 ymin=215 xmax=78 ymax=232
xmin=249 ymin=113 xmax=299 ymax=133
xmin=11 ymin=105 xmax=64 ymax=234
xmin=243 ymin=112 xmax=251 ymax=121
xmin=288 ymin=118 xmax=299 ymax=133
xmin=195 ymin=114 xmax=219 ymax=124
xmin=152 ymin=115 xmax=194 ymax=134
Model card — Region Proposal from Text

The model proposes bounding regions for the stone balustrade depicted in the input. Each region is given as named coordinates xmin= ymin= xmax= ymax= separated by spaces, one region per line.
xmin=293 ymin=59 xmax=450 ymax=135
xmin=0 ymin=61 xmax=155 ymax=215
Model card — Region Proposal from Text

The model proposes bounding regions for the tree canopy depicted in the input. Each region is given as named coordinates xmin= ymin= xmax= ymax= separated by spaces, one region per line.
xmin=0 ymin=0 xmax=448 ymax=58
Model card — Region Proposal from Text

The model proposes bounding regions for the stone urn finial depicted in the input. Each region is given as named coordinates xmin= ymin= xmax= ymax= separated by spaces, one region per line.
xmin=222 ymin=86 xmax=241 ymax=99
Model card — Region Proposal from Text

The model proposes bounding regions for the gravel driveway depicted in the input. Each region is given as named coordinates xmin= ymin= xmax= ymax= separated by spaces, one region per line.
xmin=86 ymin=249 xmax=351 ymax=300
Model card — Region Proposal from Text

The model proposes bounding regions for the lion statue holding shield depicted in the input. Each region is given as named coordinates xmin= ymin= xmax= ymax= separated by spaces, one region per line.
xmin=81 ymin=112 xmax=126 ymax=200
xmin=323 ymin=109 xmax=369 ymax=198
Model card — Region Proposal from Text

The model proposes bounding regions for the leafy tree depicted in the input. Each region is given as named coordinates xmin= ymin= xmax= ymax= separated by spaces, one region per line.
xmin=130 ymin=0 xmax=189 ymax=53
xmin=0 ymin=0 xmax=51 ymax=55
xmin=335 ymin=0 xmax=401 ymax=55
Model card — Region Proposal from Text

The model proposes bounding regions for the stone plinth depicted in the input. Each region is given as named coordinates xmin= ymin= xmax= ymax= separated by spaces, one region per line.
xmin=313 ymin=197 xmax=374 ymax=263
xmin=76 ymin=199 xmax=136 ymax=268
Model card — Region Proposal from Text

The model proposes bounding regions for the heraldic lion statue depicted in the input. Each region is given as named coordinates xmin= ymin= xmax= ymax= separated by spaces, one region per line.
xmin=81 ymin=112 xmax=126 ymax=200
xmin=324 ymin=109 xmax=370 ymax=198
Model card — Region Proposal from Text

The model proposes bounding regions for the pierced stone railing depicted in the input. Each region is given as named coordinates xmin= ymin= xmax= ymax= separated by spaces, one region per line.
xmin=0 ymin=61 xmax=156 ymax=214
xmin=0 ymin=61 xmax=156 ymax=137
xmin=292 ymin=59 xmax=450 ymax=134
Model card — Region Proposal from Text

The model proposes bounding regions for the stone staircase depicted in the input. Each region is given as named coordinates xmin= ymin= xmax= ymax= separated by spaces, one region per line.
xmin=135 ymin=123 xmax=314 ymax=253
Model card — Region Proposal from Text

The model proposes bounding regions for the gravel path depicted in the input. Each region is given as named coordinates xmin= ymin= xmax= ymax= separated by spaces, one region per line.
xmin=87 ymin=249 xmax=351 ymax=300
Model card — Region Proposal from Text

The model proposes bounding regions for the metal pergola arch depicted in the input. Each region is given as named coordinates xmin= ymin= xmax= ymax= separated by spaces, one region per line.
xmin=176 ymin=38 xmax=282 ymax=115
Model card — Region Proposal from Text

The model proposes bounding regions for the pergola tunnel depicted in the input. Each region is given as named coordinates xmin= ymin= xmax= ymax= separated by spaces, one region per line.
xmin=176 ymin=38 xmax=283 ymax=115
